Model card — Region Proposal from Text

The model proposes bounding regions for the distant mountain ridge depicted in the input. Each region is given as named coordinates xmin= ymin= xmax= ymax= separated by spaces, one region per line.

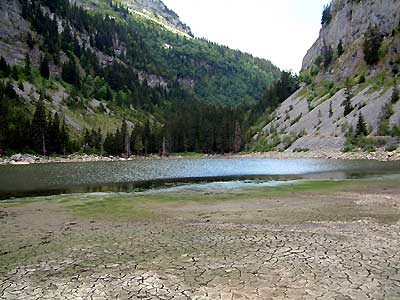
xmin=122 ymin=0 xmax=193 ymax=36
xmin=75 ymin=0 xmax=193 ymax=37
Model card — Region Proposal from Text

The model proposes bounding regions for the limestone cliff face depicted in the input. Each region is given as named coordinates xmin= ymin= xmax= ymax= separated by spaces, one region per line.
xmin=253 ymin=0 xmax=400 ymax=151
xmin=302 ymin=0 xmax=400 ymax=72
xmin=72 ymin=0 xmax=193 ymax=37
xmin=123 ymin=0 xmax=192 ymax=36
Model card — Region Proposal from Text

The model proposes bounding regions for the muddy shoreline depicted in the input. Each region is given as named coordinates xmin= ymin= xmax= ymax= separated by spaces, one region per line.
xmin=0 ymin=150 xmax=399 ymax=165
xmin=1 ymin=179 xmax=400 ymax=299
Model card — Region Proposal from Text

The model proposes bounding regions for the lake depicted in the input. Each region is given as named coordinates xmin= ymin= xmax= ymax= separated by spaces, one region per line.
xmin=1 ymin=157 xmax=400 ymax=199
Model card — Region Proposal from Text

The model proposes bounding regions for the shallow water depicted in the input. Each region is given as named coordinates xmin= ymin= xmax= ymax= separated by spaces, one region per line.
xmin=1 ymin=157 xmax=400 ymax=199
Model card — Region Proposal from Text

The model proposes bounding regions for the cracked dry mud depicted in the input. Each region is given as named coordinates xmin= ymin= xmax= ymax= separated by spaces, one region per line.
xmin=1 ymin=183 xmax=400 ymax=299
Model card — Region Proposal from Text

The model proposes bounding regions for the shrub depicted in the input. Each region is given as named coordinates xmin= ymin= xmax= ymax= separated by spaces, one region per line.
xmin=392 ymin=64 xmax=399 ymax=76
xmin=363 ymin=25 xmax=383 ymax=65
xmin=322 ymin=45 xmax=333 ymax=69
xmin=337 ymin=39 xmax=344 ymax=57
xmin=321 ymin=4 xmax=332 ymax=26
xmin=342 ymin=87 xmax=354 ymax=116
xmin=385 ymin=145 xmax=398 ymax=152
xmin=342 ymin=143 xmax=355 ymax=153
xmin=391 ymin=85 xmax=399 ymax=104
xmin=293 ymin=148 xmax=310 ymax=152
xmin=377 ymin=103 xmax=394 ymax=135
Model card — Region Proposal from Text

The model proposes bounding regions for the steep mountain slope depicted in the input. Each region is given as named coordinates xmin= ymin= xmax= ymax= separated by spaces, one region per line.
xmin=0 ymin=0 xmax=281 ymax=155
xmin=251 ymin=0 xmax=400 ymax=152
xmin=0 ymin=0 xmax=279 ymax=106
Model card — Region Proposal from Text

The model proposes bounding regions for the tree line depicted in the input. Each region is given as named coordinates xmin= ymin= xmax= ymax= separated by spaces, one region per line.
xmin=69 ymin=98 xmax=246 ymax=157
xmin=0 ymin=0 xmax=293 ymax=157
xmin=0 ymin=81 xmax=69 ymax=156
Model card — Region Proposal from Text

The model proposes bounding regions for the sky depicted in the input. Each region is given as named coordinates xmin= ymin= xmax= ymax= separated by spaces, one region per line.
xmin=162 ymin=0 xmax=331 ymax=73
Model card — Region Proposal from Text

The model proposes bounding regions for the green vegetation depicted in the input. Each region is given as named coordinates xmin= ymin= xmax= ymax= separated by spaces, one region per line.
xmin=337 ymin=39 xmax=344 ymax=57
xmin=246 ymin=71 xmax=299 ymax=151
xmin=391 ymin=84 xmax=399 ymax=103
xmin=39 ymin=56 xmax=50 ymax=80
xmin=19 ymin=0 xmax=280 ymax=106
xmin=342 ymin=86 xmax=354 ymax=116
xmin=343 ymin=116 xmax=387 ymax=153
xmin=377 ymin=103 xmax=394 ymax=136
xmin=248 ymin=135 xmax=277 ymax=152
xmin=0 ymin=0 xmax=287 ymax=156
xmin=0 ymin=85 xmax=70 ymax=156
xmin=363 ymin=25 xmax=383 ymax=65
xmin=355 ymin=112 xmax=368 ymax=137
xmin=322 ymin=45 xmax=333 ymax=69
xmin=7 ymin=178 xmax=397 ymax=221
xmin=321 ymin=4 xmax=332 ymax=26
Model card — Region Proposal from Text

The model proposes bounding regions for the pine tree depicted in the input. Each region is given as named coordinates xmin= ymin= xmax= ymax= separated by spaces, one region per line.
xmin=104 ymin=132 xmax=115 ymax=156
xmin=391 ymin=84 xmax=399 ymax=104
xmin=134 ymin=126 xmax=143 ymax=155
xmin=51 ymin=112 xmax=62 ymax=153
xmin=142 ymin=121 xmax=151 ymax=155
xmin=233 ymin=121 xmax=241 ymax=153
xmin=0 ymin=56 xmax=10 ymax=77
xmin=329 ymin=101 xmax=333 ymax=118
xmin=363 ymin=25 xmax=383 ymax=65
xmin=61 ymin=26 xmax=73 ymax=52
xmin=60 ymin=119 xmax=69 ymax=155
xmin=31 ymin=97 xmax=47 ymax=155
xmin=161 ymin=135 xmax=168 ymax=157
xmin=62 ymin=58 xmax=80 ymax=86
xmin=0 ymin=82 xmax=9 ymax=156
xmin=321 ymin=4 xmax=332 ymax=26
xmin=356 ymin=113 xmax=368 ymax=137
xmin=342 ymin=86 xmax=353 ymax=116
xmin=114 ymin=128 xmax=123 ymax=155
xmin=337 ymin=39 xmax=344 ymax=57
xmin=120 ymin=119 xmax=130 ymax=157
xmin=24 ymin=54 xmax=32 ymax=79
xmin=130 ymin=130 xmax=136 ymax=155
xmin=27 ymin=33 xmax=35 ymax=50
xmin=46 ymin=112 xmax=54 ymax=153
xmin=11 ymin=66 xmax=19 ymax=81
xmin=96 ymin=128 xmax=103 ymax=155
xmin=322 ymin=45 xmax=333 ymax=69
xmin=40 ymin=55 xmax=50 ymax=79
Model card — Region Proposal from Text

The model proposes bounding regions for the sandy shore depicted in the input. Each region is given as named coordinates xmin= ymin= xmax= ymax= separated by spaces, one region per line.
xmin=0 ymin=150 xmax=399 ymax=165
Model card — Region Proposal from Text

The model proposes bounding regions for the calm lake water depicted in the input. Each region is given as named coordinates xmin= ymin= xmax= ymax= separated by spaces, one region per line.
xmin=0 ymin=158 xmax=400 ymax=199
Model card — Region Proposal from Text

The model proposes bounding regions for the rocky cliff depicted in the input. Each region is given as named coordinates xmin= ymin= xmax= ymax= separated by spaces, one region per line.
xmin=76 ymin=0 xmax=192 ymax=37
xmin=303 ymin=0 xmax=400 ymax=73
xmin=122 ymin=0 xmax=193 ymax=36
xmin=252 ymin=0 xmax=400 ymax=152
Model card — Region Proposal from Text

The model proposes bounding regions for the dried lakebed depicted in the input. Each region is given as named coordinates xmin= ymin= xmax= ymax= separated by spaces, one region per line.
xmin=1 ymin=179 xmax=400 ymax=300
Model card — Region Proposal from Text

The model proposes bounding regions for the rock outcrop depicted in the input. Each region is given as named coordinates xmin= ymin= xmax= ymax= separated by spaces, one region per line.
xmin=258 ymin=85 xmax=400 ymax=151
xmin=123 ymin=0 xmax=193 ymax=36
xmin=254 ymin=0 xmax=400 ymax=152
xmin=302 ymin=0 xmax=400 ymax=71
